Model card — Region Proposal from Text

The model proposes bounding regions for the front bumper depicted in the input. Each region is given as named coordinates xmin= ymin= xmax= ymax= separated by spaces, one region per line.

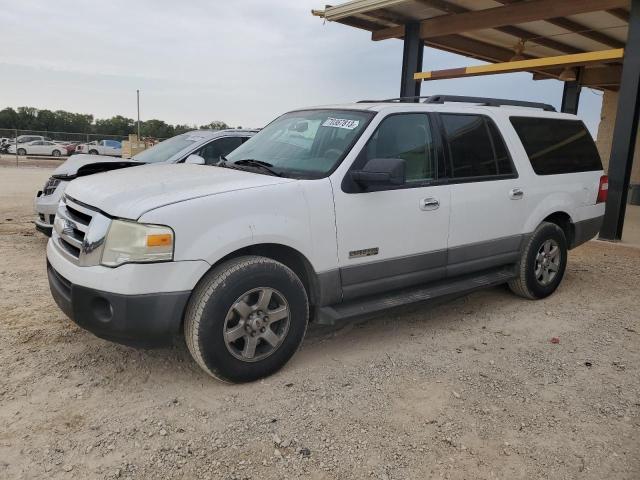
xmin=35 ymin=181 xmax=67 ymax=235
xmin=47 ymin=261 xmax=190 ymax=347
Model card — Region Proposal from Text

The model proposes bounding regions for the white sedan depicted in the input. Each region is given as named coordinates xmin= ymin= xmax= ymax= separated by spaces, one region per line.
xmin=8 ymin=140 xmax=67 ymax=157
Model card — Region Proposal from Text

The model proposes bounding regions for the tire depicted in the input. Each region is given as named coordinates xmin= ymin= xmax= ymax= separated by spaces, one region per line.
xmin=508 ymin=221 xmax=568 ymax=299
xmin=88 ymin=149 xmax=98 ymax=155
xmin=184 ymin=256 xmax=309 ymax=383
xmin=17 ymin=148 xmax=26 ymax=156
xmin=52 ymin=150 xmax=61 ymax=157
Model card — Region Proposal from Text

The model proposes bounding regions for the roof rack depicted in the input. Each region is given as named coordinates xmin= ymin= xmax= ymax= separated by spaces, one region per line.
xmin=357 ymin=94 xmax=556 ymax=112
xmin=357 ymin=96 xmax=432 ymax=103
xmin=424 ymin=95 xmax=556 ymax=111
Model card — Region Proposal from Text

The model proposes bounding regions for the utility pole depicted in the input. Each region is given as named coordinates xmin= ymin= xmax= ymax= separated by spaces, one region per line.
xmin=136 ymin=89 xmax=141 ymax=140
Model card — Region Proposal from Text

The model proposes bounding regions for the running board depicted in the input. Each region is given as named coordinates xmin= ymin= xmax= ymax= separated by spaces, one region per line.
xmin=315 ymin=268 xmax=515 ymax=325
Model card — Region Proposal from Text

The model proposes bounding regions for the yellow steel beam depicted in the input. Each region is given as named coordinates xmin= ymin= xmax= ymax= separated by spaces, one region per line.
xmin=414 ymin=48 xmax=624 ymax=81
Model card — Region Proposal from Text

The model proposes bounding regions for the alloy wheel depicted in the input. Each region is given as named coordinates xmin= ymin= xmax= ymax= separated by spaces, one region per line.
xmin=223 ymin=287 xmax=290 ymax=362
xmin=534 ymin=239 xmax=560 ymax=286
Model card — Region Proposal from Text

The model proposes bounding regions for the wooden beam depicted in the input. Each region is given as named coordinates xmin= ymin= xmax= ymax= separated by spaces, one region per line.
xmin=417 ymin=0 xmax=629 ymax=39
xmin=532 ymin=65 xmax=623 ymax=86
xmin=374 ymin=0 xmax=587 ymax=54
xmin=433 ymin=0 xmax=584 ymax=53
xmin=545 ymin=17 xmax=625 ymax=48
xmin=426 ymin=34 xmax=562 ymax=80
xmin=494 ymin=0 xmax=625 ymax=49
xmin=372 ymin=24 xmax=405 ymax=40
xmin=354 ymin=12 xmax=395 ymax=28
xmin=414 ymin=48 xmax=624 ymax=81
xmin=426 ymin=34 xmax=527 ymax=63
xmin=366 ymin=7 xmax=414 ymax=25
xmin=582 ymin=65 xmax=623 ymax=85
xmin=608 ymin=8 xmax=630 ymax=22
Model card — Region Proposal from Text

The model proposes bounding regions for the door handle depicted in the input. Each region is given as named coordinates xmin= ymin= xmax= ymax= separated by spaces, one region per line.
xmin=509 ymin=188 xmax=524 ymax=200
xmin=420 ymin=197 xmax=440 ymax=211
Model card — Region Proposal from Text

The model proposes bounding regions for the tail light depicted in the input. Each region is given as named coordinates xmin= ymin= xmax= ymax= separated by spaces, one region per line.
xmin=597 ymin=175 xmax=608 ymax=203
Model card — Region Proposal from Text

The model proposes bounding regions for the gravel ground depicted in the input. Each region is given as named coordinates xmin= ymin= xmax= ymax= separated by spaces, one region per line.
xmin=1 ymin=165 xmax=639 ymax=480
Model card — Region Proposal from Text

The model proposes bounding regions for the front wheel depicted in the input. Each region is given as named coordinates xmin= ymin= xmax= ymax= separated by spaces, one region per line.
xmin=88 ymin=149 xmax=98 ymax=155
xmin=52 ymin=149 xmax=61 ymax=157
xmin=184 ymin=256 xmax=309 ymax=383
xmin=17 ymin=148 xmax=26 ymax=156
xmin=508 ymin=222 xmax=568 ymax=299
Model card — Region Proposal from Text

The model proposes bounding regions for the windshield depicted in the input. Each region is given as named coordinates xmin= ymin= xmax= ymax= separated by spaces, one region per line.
xmin=225 ymin=109 xmax=374 ymax=178
xmin=132 ymin=132 xmax=208 ymax=164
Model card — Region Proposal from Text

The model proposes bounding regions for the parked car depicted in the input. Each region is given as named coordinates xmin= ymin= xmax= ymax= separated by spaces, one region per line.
xmin=75 ymin=140 xmax=122 ymax=156
xmin=0 ymin=137 xmax=12 ymax=153
xmin=46 ymin=96 xmax=606 ymax=383
xmin=8 ymin=140 xmax=67 ymax=157
xmin=56 ymin=141 xmax=79 ymax=156
xmin=35 ymin=129 xmax=256 ymax=235
xmin=16 ymin=134 xmax=51 ymax=144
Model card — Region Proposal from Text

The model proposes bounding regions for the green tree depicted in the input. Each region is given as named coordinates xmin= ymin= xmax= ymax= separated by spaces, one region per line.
xmin=0 ymin=107 xmax=18 ymax=129
xmin=140 ymin=119 xmax=175 ymax=139
xmin=94 ymin=115 xmax=135 ymax=137
xmin=200 ymin=120 xmax=229 ymax=130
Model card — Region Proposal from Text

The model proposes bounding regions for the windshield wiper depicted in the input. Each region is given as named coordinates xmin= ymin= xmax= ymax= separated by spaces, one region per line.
xmin=231 ymin=159 xmax=282 ymax=177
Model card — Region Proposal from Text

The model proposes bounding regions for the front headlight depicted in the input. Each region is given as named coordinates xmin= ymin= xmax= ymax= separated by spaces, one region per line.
xmin=101 ymin=220 xmax=174 ymax=267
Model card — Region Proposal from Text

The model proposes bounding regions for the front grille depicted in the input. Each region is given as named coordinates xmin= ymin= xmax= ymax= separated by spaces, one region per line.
xmin=53 ymin=196 xmax=97 ymax=262
xmin=43 ymin=177 xmax=61 ymax=196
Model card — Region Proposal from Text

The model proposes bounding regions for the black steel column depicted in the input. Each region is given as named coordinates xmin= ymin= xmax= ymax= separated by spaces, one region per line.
xmin=600 ymin=0 xmax=640 ymax=240
xmin=560 ymin=79 xmax=581 ymax=114
xmin=400 ymin=23 xmax=424 ymax=101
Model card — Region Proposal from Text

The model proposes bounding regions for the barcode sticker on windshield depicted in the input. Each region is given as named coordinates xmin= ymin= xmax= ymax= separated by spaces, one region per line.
xmin=322 ymin=118 xmax=360 ymax=130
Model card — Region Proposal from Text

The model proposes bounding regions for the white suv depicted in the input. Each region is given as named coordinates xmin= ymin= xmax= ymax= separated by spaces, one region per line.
xmin=46 ymin=96 xmax=607 ymax=383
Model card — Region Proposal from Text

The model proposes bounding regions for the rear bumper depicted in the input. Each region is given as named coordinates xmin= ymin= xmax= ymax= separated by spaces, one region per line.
xmin=47 ymin=261 xmax=190 ymax=347
xmin=571 ymin=215 xmax=604 ymax=249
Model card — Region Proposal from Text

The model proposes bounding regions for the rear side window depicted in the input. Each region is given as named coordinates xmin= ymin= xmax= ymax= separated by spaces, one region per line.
xmin=441 ymin=114 xmax=514 ymax=179
xmin=509 ymin=117 xmax=603 ymax=175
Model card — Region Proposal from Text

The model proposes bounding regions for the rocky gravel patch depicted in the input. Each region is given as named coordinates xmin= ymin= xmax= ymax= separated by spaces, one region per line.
xmin=1 ymin=166 xmax=638 ymax=479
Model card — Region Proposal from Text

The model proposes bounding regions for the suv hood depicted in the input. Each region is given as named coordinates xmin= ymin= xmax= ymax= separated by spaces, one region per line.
xmin=53 ymin=154 xmax=141 ymax=178
xmin=65 ymin=163 xmax=295 ymax=219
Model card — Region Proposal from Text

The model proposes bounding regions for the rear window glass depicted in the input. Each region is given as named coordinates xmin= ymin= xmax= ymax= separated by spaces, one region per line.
xmin=509 ymin=117 xmax=602 ymax=175
xmin=441 ymin=114 xmax=514 ymax=179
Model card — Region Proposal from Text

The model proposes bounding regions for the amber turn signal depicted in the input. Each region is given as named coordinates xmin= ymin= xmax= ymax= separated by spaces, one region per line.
xmin=146 ymin=233 xmax=173 ymax=247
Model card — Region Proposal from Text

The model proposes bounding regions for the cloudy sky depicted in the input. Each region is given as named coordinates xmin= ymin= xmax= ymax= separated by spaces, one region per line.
xmin=1 ymin=0 xmax=603 ymax=134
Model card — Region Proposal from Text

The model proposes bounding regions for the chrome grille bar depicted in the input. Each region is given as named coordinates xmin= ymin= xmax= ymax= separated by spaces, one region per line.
xmin=52 ymin=195 xmax=111 ymax=266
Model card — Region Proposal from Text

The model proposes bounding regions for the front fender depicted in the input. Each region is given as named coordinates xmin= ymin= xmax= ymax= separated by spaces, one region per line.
xmin=139 ymin=180 xmax=336 ymax=273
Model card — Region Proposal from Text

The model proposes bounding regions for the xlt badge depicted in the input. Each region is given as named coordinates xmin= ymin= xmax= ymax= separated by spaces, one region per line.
xmin=349 ymin=247 xmax=379 ymax=259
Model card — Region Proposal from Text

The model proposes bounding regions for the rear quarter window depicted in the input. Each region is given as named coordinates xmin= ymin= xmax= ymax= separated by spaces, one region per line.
xmin=510 ymin=117 xmax=603 ymax=175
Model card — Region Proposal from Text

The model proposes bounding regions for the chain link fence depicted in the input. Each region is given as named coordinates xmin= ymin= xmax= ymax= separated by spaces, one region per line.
xmin=0 ymin=128 xmax=127 ymax=144
xmin=0 ymin=128 xmax=131 ymax=166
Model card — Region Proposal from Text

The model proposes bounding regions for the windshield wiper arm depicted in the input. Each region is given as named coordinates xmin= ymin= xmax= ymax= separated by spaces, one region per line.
xmin=232 ymin=159 xmax=282 ymax=177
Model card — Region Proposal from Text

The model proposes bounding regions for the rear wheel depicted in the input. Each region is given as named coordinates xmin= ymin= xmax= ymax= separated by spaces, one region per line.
xmin=184 ymin=256 xmax=309 ymax=383
xmin=508 ymin=221 xmax=568 ymax=299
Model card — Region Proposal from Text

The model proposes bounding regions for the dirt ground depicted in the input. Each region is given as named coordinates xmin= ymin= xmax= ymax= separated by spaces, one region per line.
xmin=0 ymin=165 xmax=638 ymax=480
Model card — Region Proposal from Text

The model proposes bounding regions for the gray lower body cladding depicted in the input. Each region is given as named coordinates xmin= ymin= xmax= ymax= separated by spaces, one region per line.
xmin=47 ymin=261 xmax=189 ymax=347
xmin=339 ymin=234 xmax=525 ymax=301
xmin=570 ymin=215 xmax=604 ymax=249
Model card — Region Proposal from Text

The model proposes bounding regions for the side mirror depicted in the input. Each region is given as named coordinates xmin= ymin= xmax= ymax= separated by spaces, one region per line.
xmin=351 ymin=158 xmax=406 ymax=188
xmin=185 ymin=154 xmax=205 ymax=165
